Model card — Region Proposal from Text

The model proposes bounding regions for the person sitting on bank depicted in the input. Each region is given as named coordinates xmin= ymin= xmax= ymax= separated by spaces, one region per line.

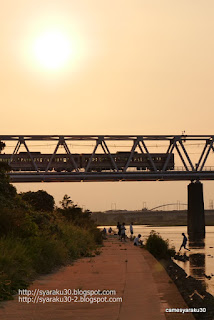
xmin=108 ymin=227 xmax=112 ymax=234
xmin=134 ymin=234 xmax=142 ymax=246
xmin=179 ymin=233 xmax=190 ymax=251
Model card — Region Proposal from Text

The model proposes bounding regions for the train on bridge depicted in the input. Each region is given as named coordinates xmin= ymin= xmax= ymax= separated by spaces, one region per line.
xmin=0 ymin=152 xmax=174 ymax=172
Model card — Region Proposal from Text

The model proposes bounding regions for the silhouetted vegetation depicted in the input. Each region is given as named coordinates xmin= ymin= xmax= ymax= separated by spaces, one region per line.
xmin=145 ymin=230 xmax=175 ymax=260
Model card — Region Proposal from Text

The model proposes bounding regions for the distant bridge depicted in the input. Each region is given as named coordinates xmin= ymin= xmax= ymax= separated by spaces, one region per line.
xmin=149 ymin=203 xmax=188 ymax=211
xmin=0 ymin=135 xmax=214 ymax=182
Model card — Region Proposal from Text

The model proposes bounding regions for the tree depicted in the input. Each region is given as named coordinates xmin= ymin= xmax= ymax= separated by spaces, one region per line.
xmin=0 ymin=141 xmax=5 ymax=152
xmin=60 ymin=194 xmax=73 ymax=209
xmin=21 ymin=190 xmax=55 ymax=212
xmin=0 ymin=141 xmax=10 ymax=172
xmin=0 ymin=141 xmax=16 ymax=206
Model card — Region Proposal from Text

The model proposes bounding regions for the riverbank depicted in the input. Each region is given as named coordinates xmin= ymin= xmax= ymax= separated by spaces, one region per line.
xmin=0 ymin=236 xmax=195 ymax=320
xmin=92 ymin=210 xmax=214 ymax=226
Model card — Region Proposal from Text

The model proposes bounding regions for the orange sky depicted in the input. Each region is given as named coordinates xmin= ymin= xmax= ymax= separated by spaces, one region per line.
xmin=1 ymin=0 xmax=214 ymax=210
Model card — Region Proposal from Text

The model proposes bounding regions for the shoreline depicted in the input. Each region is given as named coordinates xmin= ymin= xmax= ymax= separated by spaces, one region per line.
xmin=163 ymin=259 xmax=214 ymax=320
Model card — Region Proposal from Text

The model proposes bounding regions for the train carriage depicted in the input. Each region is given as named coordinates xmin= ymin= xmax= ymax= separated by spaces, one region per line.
xmin=0 ymin=151 xmax=174 ymax=172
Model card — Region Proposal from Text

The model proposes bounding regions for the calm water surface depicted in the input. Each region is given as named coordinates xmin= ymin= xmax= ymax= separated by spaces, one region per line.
xmin=100 ymin=225 xmax=214 ymax=295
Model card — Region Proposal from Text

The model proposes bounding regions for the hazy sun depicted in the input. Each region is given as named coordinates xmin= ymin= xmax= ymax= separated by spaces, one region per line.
xmin=33 ymin=30 xmax=72 ymax=70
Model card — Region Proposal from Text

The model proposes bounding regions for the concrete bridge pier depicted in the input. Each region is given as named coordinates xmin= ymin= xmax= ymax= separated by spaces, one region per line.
xmin=187 ymin=181 xmax=205 ymax=242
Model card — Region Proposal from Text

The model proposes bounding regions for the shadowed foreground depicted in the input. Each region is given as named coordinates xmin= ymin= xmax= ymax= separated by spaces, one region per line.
xmin=0 ymin=237 xmax=194 ymax=320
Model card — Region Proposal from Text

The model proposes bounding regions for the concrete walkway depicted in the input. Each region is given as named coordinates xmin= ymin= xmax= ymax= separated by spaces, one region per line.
xmin=0 ymin=237 xmax=194 ymax=320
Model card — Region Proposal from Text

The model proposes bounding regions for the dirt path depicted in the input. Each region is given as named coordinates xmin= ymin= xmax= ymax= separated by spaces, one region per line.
xmin=0 ymin=236 xmax=194 ymax=320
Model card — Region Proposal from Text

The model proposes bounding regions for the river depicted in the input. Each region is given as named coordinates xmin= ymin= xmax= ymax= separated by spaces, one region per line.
xmin=100 ymin=225 xmax=214 ymax=295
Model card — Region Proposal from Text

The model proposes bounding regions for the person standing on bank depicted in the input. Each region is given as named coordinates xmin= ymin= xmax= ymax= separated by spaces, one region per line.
xmin=179 ymin=233 xmax=190 ymax=251
xmin=121 ymin=223 xmax=126 ymax=242
xmin=117 ymin=222 xmax=121 ymax=239
xmin=130 ymin=222 xmax=134 ymax=240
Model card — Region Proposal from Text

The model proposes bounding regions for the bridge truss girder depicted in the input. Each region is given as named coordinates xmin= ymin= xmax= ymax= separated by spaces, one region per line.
xmin=0 ymin=135 xmax=214 ymax=182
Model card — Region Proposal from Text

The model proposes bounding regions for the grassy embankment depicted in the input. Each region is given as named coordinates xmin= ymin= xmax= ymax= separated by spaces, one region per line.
xmin=0 ymin=168 xmax=102 ymax=301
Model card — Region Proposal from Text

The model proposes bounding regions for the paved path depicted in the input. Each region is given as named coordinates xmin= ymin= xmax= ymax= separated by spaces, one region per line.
xmin=0 ymin=237 xmax=194 ymax=320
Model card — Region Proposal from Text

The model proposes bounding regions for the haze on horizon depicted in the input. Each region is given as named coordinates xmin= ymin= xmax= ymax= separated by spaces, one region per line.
xmin=1 ymin=0 xmax=214 ymax=211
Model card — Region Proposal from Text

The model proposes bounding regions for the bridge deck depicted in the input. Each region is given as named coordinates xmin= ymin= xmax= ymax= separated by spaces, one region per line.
xmin=9 ymin=171 xmax=214 ymax=182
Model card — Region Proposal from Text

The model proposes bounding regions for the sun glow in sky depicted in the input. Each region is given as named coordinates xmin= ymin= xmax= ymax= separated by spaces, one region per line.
xmin=2 ymin=0 xmax=214 ymax=210
xmin=16 ymin=12 xmax=90 ymax=76
xmin=33 ymin=30 xmax=72 ymax=70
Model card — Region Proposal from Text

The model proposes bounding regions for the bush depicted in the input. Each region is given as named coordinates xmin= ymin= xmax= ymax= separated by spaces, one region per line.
xmin=57 ymin=223 xmax=97 ymax=259
xmin=25 ymin=234 xmax=68 ymax=274
xmin=0 ymin=207 xmax=38 ymax=238
xmin=0 ymin=237 xmax=34 ymax=300
xmin=145 ymin=230 xmax=175 ymax=260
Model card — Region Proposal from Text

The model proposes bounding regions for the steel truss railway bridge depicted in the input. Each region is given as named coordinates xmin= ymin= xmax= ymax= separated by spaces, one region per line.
xmin=0 ymin=135 xmax=214 ymax=183
xmin=0 ymin=134 xmax=213 ymax=241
